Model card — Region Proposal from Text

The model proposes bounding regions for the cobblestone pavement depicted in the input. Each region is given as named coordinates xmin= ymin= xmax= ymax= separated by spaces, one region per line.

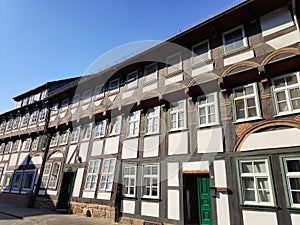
xmin=0 ymin=203 xmax=118 ymax=225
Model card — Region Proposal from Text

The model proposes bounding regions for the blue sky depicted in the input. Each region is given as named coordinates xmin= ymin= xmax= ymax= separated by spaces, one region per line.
xmin=0 ymin=0 xmax=239 ymax=113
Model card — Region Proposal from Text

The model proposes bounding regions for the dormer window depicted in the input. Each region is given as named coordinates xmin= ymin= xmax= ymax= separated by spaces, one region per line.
xmin=223 ymin=25 xmax=248 ymax=55
xmin=28 ymin=95 xmax=35 ymax=104
xmin=108 ymin=78 xmax=119 ymax=94
xmin=41 ymin=90 xmax=48 ymax=100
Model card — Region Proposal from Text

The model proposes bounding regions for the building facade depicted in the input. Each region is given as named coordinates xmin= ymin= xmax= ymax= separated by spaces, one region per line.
xmin=1 ymin=0 xmax=300 ymax=225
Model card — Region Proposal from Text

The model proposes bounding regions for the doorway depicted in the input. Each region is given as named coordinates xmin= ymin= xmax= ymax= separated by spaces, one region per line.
xmin=56 ymin=170 xmax=76 ymax=210
xmin=183 ymin=174 xmax=213 ymax=225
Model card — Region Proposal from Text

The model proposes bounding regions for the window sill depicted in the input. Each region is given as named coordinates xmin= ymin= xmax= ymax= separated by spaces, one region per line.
xmin=141 ymin=197 xmax=161 ymax=202
xmin=144 ymin=79 xmax=158 ymax=86
xmin=223 ymin=45 xmax=249 ymax=58
xmin=240 ymin=204 xmax=279 ymax=211
xmin=233 ymin=117 xmax=263 ymax=124
xmin=274 ymin=110 xmax=300 ymax=118
xmin=123 ymin=196 xmax=137 ymax=200
xmin=126 ymin=135 xmax=140 ymax=140
xmin=165 ymin=69 xmax=183 ymax=78
xmin=287 ymin=207 xmax=300 ymax=213
xmin=197 ymin=122 xmax=221 ymax=129
xmin=168 ymin=128 xmax=189 ymax=134
xmin=144 ymin=132 xmax=160 ymax=137
xmin=192 ymin=59 xmax=214 ymax=69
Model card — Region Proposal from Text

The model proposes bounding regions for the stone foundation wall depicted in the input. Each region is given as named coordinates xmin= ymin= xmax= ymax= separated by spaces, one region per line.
xmin=69 ymin=201 xmax=116 ymax=222
xmin=34 ymin=196 xmax=57 ymax=211
xmin=119 ymin=217 xmax=145 ymax=225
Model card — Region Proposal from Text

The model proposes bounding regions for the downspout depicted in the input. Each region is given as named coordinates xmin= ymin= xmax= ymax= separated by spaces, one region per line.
xmin=32 ymin=100 xmax=52 ymax=207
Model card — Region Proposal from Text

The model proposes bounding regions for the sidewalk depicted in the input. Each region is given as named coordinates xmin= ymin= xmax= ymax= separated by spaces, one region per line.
xmin=0 ymin=203 xmax=118 ymax=225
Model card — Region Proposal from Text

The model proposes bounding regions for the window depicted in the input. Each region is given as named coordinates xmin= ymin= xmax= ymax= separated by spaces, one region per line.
xmin=41 ymin=90 xmax=48 ymax=100
xmin=60 ymin=130 xmax=69 ymax=145
xmin=13 ymin=115 xmax=21 ymax=129
xmin=22 ymin=97 xmax=28 ymax=107
xmin=169 ymin=100 xmax=186 ymax=131
xmin=233 ymin=83 xmax=260 ymax=121
xmin=123 ymin=164 xmax=137 ymax=197
xmin=4 ymin=142 xmax=12 ymax=154
xmin=28 ymin=95 xmax=35 ymax=104
xmin=109 ymin=115 xmax=122 ymax=135
xmin=223 ymin=25 xmax=248 ymax=54
xmin=95 ymin=85 xmax=105 ymax=99
xmin=272 ymin=72 xmax=300 ymax=115
xmin=142 ymin=164 xmax=159 ymax=199
xmin=166 ymin=53 xmax=182 ymax=75
xmin=30 ymin=110 xmax=39 ymax=124
xmin=128 ymin=111 xmax=140 ymax=137
xmin=108 ymin=78 xmax=119 ymax=94
xmin=95 ymin=120 xmax=107 ymax=138
xmin=82 ymin=91 xmax=92 ymax=104
xmin=12 ymin=171 xmax=23 ymax=190
xmin=71 ymin=126 xmax=81 ymax=143
xmin=6 ymin=117 xmax=13 ymax=131
xmin=72 ymin=95 xmax=80 ymax=108
xmin=192 ymin=40 xmax=211 ymax=66
xmin=99 ymin=158 xmax=116 ymax=191
xmin=0 ymin=168 xmax=3 ymax=182
xmin=60 ymin=99 xmax=69 ymax=111
xmin=145 ymin=106 xmax=160 ymax=135
xmin=144 ymin=63 xmax=157 ymax=83
xmin=23 ymin=138 xmax=32 ymax=151
xmin=41 ymin=163 xmax=51 ymax=188
xmin=82 ymin=123 xmax=93 ymax=140
xmin=197 ymin=93 xmax=219 ymax=126
xmin=0 ymin=143 xmax=5 ymax=154
xmin=39 ymin=108 xmax=47 ymax=122
xmin=0 ymin=120 xmax=6 ymax=132
xmin=51 ymin=103 xmax=59 ymax=115
xmin=85 ymin=160 xmax=101 ymax=191
xmin=238 ymin=159 xmax=274 ymax=205
xmin=48 ymin=162 xmax=61 ymax=189
xmin=22 ymin=171 xmax=35 ymax=190
xmin=3 ymin=173 xmax=12 ymax=189
xmin=12 ymin=140 xmax=20 ymax=153
xmin=22 ymin=112 xmax=30 ymax=127
xmin=126 ymin=71 xmax=138 ymax=90
xmin=31 ymin=137 xmax=39 ymax=151
xmin=50 ymin=132 xmax=59 ymax=147
xmin=283 ymin=158 xmax=300 ymax=208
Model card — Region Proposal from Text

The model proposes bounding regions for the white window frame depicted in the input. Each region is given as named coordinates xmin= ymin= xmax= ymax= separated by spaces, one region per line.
xmin=142 ymin=163 xmax=160 ymax=199
xmin=166 ymin=52 xmax=182 ymax=75
xmin=4 ymin=142 xmax=12 ymax=154
xmin=39 ymin=108 xmax=47 ymax=122
xmin=72 ymin=95 xmax=80 ymax=108
xmin=272 ymin=72 xmax=300 ymax=115
xmin=169 ymin=100 xmax=187 ymax=131
xmin=60 ymin=98 xmax=69 ymax=111
xmin=12 ymin=170 xmax=23 ymax=191
xmin=60 ymin=130 xmax=69 ymax=145
xmin=233 ymin=83 xmax=261 ymax=122
xmin=144 ymin=63 xmax=157 ymax=83
xmin=197 ymin=92 xmax=219 ymax=127
xmin=71 ymin=126 xmax=81 ymax=143
xmin=41 ymin=90 xmax=48 ymax=100
xmin=108 ymin=78 xmax=119 ymax=94
xmin=283 ymin=157 xmax=300 ymax=208
xmin=126 ymin=71 xmax=138 ymax=90
xmin=0 ymin=120 xmax=6 ymax=132
xmin=145 ymin=106 xmax=160 ymax=135
xmin=23 ymin=138 xmax=32 ymax=151
xmin=95 ymin=120 xmax=107 ymax=138
xmin=109 ymin=115 xmax=122 ymax=136
xmin=30 ymin=110 xmax=39 ymax=124
xmin=6 ymin=117 xmax=13 ymax=131
xmin=13 ymin=115 xmax=21 ymax=129
xmin=22 ymin=112 xmax=30 ymax=127
xmin=94 ymin=85 xmax=105 ymax=99
xmin=82 ymin=90 xmax=92 ymax=104
xmin=238 ymin=159 xmax=275 ymax=206
xmin=192 ymin=40 xmax=211 ymax=66
xmin=51 ymin=103 xmax=59 ymax=115
xmin=83 ymin=123 xmax=93 ymax=140
xmin=48 ymin=162 xmax=61 ymax=189
xmin=123 ymin=164 xmax=137 ymax=197
xmin=31 ymin=137 xmax=40 ymax=151
xmin=222 ymin=25 xmax=248 ymax=55
xmin=0 ymin=143 xmax=5 ymax=154
xmin=50 ymin=132 xmax=59 ymax=147
xmin=41 ymin=163 xmax=52 ymax=188
xmin=12 ymin=140 xmax=20 ymax=153
xmin=85 ymin=159 xmax=101 ymax=191
xmin=127 ymin=111 xmax=140 ymax=137
xmin=99 ymin=158 xmax=116 ymax=192
xmin=28 ymin=95 xmax=35 ymax=104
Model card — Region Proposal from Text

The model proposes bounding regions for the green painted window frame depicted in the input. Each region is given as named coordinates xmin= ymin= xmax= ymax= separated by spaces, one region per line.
xmin=279 ymin=154 xmax=300 ymax=209
xmin=236 ymin=156 xmax=277 ymax=207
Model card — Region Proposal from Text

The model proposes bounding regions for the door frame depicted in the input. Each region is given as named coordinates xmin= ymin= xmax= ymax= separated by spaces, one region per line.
xmin=56 ymin=169 xmax=77 ymax=209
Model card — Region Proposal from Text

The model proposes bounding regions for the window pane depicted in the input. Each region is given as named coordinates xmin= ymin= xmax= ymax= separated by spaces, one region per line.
xmin=242 ymin=162 xmax=253 ymax=173
xmin=257 ymin=178 xmax=269 ymax=189
xmin=258 ymin=190 xmax=271 ymax=202
xmin=236 ymin=99 xmax=245 ymax=119
xmin=292 ymin=99 xmax=300 ymax=110
xmin=245 ymin=190 xmax=255 ymax=201
xmin=274 ymin=77 xmax=285 ymax=88
xmin=243 ymin=177 xmax=254 ymax=188
xmin=292 ymin=191 xmax=300 ymax=204
xmin=290 ymin=178 xmax=300 ymax=190
xmin=245 ymin=86 xmax=254 ymax=95
xmin=286 ymin=74 xmax=298 ymax=85
xmin=276 ymin=92 xmax=287 ymax=101
xmin=254 ymin=162 xmax=266 ymax=173
xmin=278 ymin=102 xmax=288 ymax=112
xmin=287 ymin=160 xmax=300 ymax=172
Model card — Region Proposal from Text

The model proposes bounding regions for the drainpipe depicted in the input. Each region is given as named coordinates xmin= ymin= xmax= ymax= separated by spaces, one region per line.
xmin=32 ymin=100 xmax=52 ymax=207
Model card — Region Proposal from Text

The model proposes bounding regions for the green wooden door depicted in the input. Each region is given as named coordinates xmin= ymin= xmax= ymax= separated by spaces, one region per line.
xmin=197 ymin=176 xmax=213 ymax=225
xmin=57 ymin=171 xmax=76 ymax=209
